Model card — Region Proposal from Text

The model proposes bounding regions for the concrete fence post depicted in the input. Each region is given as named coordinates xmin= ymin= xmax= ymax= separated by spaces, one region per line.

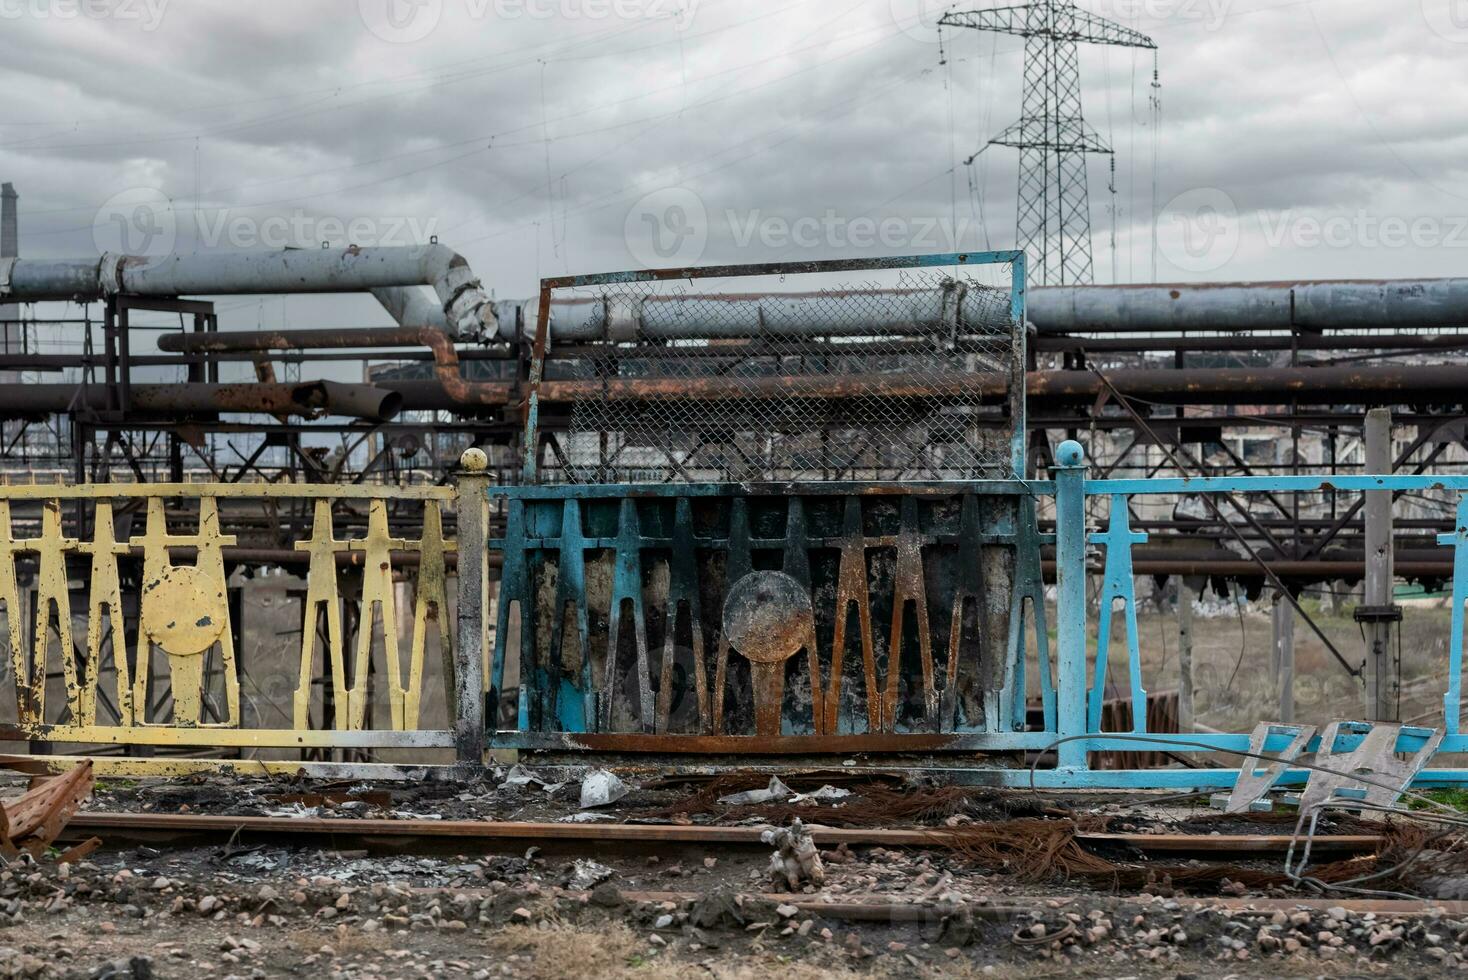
xmin=1053 ymin=439 xmax=1090 ymax=771
xmin=1364 ymin=407 xmax=1397 ymax=720
xmin=1177 ymin=578 xmax=1194 ymax=734
xmin=454 ymin=448 xmax=490 ymax=770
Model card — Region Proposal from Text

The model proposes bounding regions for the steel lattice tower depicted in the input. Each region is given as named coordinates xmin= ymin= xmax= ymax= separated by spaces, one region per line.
xmin=941 ymin=1 xmax=1154 ymax=285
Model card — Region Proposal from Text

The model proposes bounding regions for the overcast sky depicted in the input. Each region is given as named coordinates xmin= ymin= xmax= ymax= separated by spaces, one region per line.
xmin=2 ymin=0 xmax=1466 ymax=334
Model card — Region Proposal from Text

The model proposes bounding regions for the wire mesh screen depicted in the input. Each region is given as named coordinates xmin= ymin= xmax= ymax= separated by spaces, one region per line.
xmin=533 ymin=257 xmax=1023 ymax=484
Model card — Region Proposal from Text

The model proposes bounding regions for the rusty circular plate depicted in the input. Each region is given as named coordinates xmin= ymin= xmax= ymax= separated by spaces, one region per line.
xmin=140 ymin=565 xmax=228 ymax=656
xmin=722 ymin=570 xmax=813 ymax=665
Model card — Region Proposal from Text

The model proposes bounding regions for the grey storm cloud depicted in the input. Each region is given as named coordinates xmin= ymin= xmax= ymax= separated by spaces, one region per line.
xmin=0 ymin=0 xmax=1464 ymax=303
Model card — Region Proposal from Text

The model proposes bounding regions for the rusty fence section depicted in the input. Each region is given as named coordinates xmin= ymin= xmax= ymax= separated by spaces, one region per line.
xmin=522 ymin=252 xmax=1029 ymax=485
xmin=486 ymin=252 xmax=1044 ymax=755
xmin=0 ymin=481 xmax=482 ymax=778
xmin=484 ymin=481 xmax=1051 ymax=753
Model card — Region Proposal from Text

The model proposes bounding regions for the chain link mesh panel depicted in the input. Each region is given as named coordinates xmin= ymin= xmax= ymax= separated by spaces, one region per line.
xmin=537 ymin=261 xmax=1022 ymax=484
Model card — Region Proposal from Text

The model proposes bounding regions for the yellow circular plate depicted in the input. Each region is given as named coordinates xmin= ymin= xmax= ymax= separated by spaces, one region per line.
xmin=141 ymin=566 xmax=228 ymax=656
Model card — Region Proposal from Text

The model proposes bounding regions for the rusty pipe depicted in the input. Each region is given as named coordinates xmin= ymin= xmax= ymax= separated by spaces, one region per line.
xmin=57 ymin=355 xmax=1468 ymax=416
xmin=371 ymin=361 xmax=1468 ymax=411
xmin=158 ymin=325 xmax=510 ymax=406
xmin=486 ymin=364 xmax=1468 ymax=405
xmin=0 ymin=381 xmax=401 ymax=421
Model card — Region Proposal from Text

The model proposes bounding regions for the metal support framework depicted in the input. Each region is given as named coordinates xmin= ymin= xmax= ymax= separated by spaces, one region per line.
xmin=0 ymin=446 xmax=1462 ymax=793
xmin=941 ymin=1 xmax=1156 ymax=285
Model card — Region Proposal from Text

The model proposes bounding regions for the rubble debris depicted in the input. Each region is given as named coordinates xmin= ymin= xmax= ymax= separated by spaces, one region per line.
xmin=580 ymin=769 xmax=629 ymax=809
xmin=567 ymin=859 xmax=615 ymax=890
xmin=57 ymin=837 xmax=102 ymax=864
xmin=640 ymin=774 xmax=1007 ymax=827
xmin=688 ymin=888 xmax=747 ymax=929
xmin=718 ymin=777 xmax=792 ymax=806
xmin=0 ymin=760 xmax=93 ymax=857
xmin=0 ymin=769 xmax=1465 ymax=974
xmin=500 ymin=765 xmax=545 ymax=791
xmin=763 ymin=819 xmax=826 ymax=891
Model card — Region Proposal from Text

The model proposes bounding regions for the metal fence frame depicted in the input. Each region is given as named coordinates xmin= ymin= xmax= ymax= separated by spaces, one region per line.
xmin=0 ymin=447 xmax=1466 ymax=792
xmin=475 ymin=440 xmax=1468 ymax=791
xmin=0 ymin=481 xmax=470 ymax=779
xmin=520 ymin=251 xmax=1030 ymax=483
xmin=1031 ymin=440 xmax=1468 ymax=790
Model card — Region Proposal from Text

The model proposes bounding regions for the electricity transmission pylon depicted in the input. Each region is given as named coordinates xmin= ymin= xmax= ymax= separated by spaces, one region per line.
xmin=941 ymin=1 xmax=1155 ymax=285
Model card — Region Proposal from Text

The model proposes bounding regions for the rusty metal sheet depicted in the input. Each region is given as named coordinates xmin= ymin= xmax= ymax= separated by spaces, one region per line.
xmin=488 ymin=485 xmax=1026 ymax=747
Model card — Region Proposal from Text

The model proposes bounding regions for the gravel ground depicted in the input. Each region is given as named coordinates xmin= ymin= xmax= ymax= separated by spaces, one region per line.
xmin=0 ymin=767 xmax=1455 ymax=977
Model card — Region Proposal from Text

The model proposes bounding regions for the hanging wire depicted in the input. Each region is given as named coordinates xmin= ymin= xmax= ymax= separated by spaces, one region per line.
xmin=1148 ymin=50 xmax=1162 ymax=283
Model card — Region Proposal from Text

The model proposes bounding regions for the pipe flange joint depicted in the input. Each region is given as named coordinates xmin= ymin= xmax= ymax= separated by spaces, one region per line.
xmin=605 ymin=293 xmax=643 ymax=343
xmin=97 ymin=253 xmax=130 ymax=296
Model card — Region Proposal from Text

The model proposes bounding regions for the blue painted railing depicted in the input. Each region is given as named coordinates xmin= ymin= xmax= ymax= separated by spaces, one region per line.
xmin=1043 ymin=439 xmax=1468 ymax=790
xmin=477 ymin=439 xmax=1468 ymax=791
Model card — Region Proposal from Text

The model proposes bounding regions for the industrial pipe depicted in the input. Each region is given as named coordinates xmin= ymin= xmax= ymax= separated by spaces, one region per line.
xmin=502 ymin=277 xmax=1468 ymax=340
xmin=1034 ymin=333 xmax=1468 ymax=354
xmin=0 ymin=381 xmax=400 ymax=421
xmin=391 ymin=363 xmax=1468 ymax=407
xmin=158 ymin=326 xmax=511 ymax=406
xmin=516 ymin=285 xmax=1015 ymax=342
xmin=0 ymin=245 xmax=498 ymax=339
xmin=1027 ymin=278 xmax=1468 ymax=334
xmin=1023 ymin=364 xmax=1468 ymax=405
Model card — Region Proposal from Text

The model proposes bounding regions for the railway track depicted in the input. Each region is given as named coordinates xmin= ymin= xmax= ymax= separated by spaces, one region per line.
xmin=61 ymin=810 xmax=1381 ymax=858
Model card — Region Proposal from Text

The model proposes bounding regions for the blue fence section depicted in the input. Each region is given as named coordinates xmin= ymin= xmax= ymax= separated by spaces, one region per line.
xmin=1044 ymin=440 xmax=1468 ymax=790
xmin=485 ymin=481 xmax=1052 ymax=751
xmin=479 ymin=441 xmax=1468 ymax=790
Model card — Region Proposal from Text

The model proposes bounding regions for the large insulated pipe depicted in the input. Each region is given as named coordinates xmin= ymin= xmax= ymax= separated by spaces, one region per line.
xmin=516 ymin=285 xmax=1014 ymax=342
xmin=1021 ymin=278 xmax=1468 ymax=334
xmin=506 ymin=277 xmax=1468 ymax=340
xmin=0 ymin=245 xmax=498 ymax=339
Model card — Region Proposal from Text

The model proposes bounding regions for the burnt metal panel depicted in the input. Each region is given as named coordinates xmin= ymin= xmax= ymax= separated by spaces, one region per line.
xmin=487 ymin=483 xmax=1037 ymax=746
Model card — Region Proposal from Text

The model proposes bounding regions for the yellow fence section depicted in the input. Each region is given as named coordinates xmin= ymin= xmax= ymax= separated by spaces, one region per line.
xmin=0 ymin=482 xmax=469 ymax=777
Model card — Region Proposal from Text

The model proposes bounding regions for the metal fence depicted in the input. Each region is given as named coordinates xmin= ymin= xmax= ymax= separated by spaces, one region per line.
xmin=480 ymin=440 xmax=1468 ymax=793
xmin=1041 ymin=443 xmax=1468 ymax=790
xmin=0 ymin=482 xmax=463 ymax=779
xmin=0 ymin=449 xmax=1462 ymax=795
xmin=522 ymin=253 xmax=1028 ymax=484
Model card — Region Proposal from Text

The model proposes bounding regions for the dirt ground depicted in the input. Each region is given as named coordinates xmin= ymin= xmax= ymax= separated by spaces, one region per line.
xmin=2 ymin=766 xmax=1464 ymax=979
